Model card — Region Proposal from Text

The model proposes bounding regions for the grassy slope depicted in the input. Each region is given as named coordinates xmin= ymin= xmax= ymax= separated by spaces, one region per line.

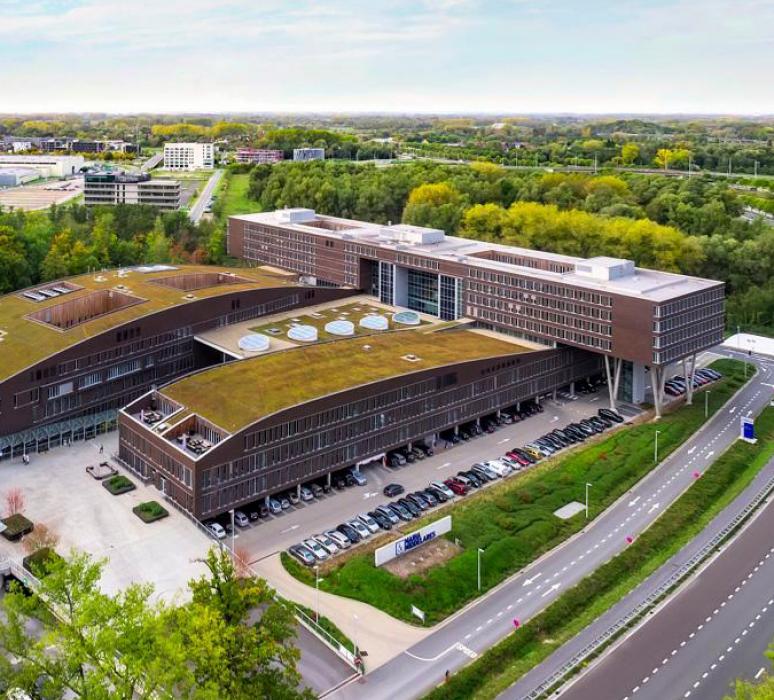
xmin=427 ymin=381 xmax=771 ymax=700
xmin=219 ymin=173 xmax=259 ymax=217
xmin=283 ymin=359 xmax=749 ymax=625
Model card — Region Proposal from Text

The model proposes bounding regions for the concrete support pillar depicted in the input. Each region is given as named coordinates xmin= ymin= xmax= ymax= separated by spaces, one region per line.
xmin=296 ymin=483 xmax=301 ymax=499
xmin=552 ymin=388 xmax=558 ymax=401
xmin=264 ymin=495 xmax=270 ymax=507
xmin=650 ymin=366 xmax=664 ymax=418
xmin=454 ymin=425 xmax=459 ymax=435
xmin=604 ymin=355 xmax=623 ymax=411
xmin=683 ymin=354 xmax=697 ymax=406
xmin=326 ymin=472 xmax=332 ymax=489
xmin=569 ymin=381 xmax=575 ymax=398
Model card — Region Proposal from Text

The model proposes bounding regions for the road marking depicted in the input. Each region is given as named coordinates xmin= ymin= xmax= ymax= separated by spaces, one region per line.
xmin=550 ymin=416 xmax=559 ymax=423
xmin=455 ymin=642 xmax=478 ymax=659
xmin=498 ymin=438 xmax=510 ymax=444
xmin=541 ymin=583 xmax=562 ymax=597
xmin=705 ymin=451 xmax=715 ymax=460
xmin=755 ymin=667 xmax=766 ymax=680
xmin=687 ymin=446 xmax=697 ymax=455
xmin=628 ymin=496 xmax=641 ymax=507
xmin=729 ymin=406 xmax=737 ymax=413
xmin=363 ymin=492 xmax=378 ymax=499
xmin=280 ymin=525 xmax=299 ymax=533
xmin=523 ymin=572 xmax=542 ymax=586
xmin=648 ymin=502 xmax=661 ymax=514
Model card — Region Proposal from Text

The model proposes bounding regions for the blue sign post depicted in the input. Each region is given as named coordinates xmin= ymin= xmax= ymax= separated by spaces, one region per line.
xmin=740 ymin=416 xmax=757 ymax=444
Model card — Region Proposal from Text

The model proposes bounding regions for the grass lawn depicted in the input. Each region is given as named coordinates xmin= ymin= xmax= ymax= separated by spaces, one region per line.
xmin=218 ymin=173 xmax=260 ymax=217
xmin=102 ymin=474 xmax=136 ymax=495
xmin=426 ymin=401 xmax=774 ymax=700
xmin=283 ymin=359 xmax=750 ymax=625
xmin=132 ymin=500 xmax=169 ymax=523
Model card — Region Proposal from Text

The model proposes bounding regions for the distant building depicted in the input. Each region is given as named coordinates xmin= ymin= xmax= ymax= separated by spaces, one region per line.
xmin=70 ymin=140 xmax=138 ymax=154
xmin=0 ymin=154 xmax=84 ymax=178
xmin=0 ymin=167 xmax=40 ymax=187
xmin=0 ymin=136 xmax=137 ymax=155
xmin=235 ymin=149 xmax=284 ymax=164
xmin=163 ymin=143 xmax=214 ymax=170
xmin=292 ymin=148 xmax=325 ymax=162
xmin=84 ymin=171 xmax=180 ymax=209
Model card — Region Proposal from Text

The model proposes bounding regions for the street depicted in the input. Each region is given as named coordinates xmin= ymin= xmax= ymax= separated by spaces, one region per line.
xmin=330 ymin=354 xmax=773 ymax=700
xmin=188 ymin=168 xmax=223 ymax=223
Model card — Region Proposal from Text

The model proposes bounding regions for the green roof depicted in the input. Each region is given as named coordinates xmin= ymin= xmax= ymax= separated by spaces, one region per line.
xmin=0 ymin=265 xmax=295 ymax=382
xmin=162 ymin=329 xmax=531 ymax=433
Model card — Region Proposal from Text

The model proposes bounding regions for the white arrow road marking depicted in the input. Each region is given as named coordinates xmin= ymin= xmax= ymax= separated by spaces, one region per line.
xmin=628 ymin=497 xmax=641 ymax=507
xmin=541 ymin=583 xmax=562 ymax=597
xmin=729 ymin=406 xmax=737 ymax=413
xmin=705 ymin=451 xmax=715 ymax=460
xmin=363 ymin=492 xmax=378 ymax=499
xmin=648 ymin=503 xmax=661 ymax=514
xmin=437 ymin=462 xmax=452 ymax=470
xmin=550 ymin=416 xmax=559 ymax=423
xmin=687 ymin=446 xmax=697 ymax=455
xmin=280 ymin=525 xmax=299 ymax=534
xmin=498 ymin=438 xmax=510 ymax=444
xmin=523 ymin=572 xmax=543 ymax=587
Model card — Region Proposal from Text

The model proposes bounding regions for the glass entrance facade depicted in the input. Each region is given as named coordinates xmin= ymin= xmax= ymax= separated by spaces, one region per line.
xmin=407 ymin=269 xmax=439 ymax=315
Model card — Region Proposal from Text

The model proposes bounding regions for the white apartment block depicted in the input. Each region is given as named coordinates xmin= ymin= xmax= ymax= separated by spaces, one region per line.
xmin=163 ymin=142 xmax=215 ymax=170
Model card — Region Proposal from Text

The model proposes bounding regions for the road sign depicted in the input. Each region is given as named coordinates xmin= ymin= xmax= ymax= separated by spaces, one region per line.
xmin=740 ymin=416 xmax=757 ymax=443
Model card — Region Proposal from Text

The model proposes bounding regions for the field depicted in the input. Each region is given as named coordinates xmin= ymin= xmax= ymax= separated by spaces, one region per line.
xmin=217 ymin=173 xmax=260 ymax=217
xmin=283 ymin=359 xmax=750 ymax=625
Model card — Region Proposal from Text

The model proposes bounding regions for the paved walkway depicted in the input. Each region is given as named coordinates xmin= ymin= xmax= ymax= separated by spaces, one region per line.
xmin=253 ymin=554 xmax=429 ymax=670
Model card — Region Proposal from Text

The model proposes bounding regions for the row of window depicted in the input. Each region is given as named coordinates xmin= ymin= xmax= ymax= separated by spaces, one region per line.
xmin=653 ymin=302 xmax=725 ymax=333
xmin=655 ymin=316 xmax=726 ymax=350
xmin=655 ymin=287 xmax=725 ymax=318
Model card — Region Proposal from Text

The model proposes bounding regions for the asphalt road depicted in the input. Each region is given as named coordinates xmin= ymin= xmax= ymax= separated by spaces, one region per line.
xmin=556 ymin=468 xmax=774 ymax=700
xmin=296 ymin=623 xmax=357 ymax=696
xmin=331 ymin=354 xmax=774 ymax=700
xmin=188 ymin=169 xmax=223 ymax=223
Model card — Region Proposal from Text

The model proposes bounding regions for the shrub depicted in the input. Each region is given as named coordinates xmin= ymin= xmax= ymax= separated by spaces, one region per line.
xmin=22 ymin=547 xmax=64 ymax=578
xmin=132 ymin=500 xmax=169 ymax=523
xmin=2 ymin=513 xmax=34 ymax=541
xmin=22 ymin=522 xmax=59 ymax=555
xmin=102 ymin=474 xmax=136 ymax=495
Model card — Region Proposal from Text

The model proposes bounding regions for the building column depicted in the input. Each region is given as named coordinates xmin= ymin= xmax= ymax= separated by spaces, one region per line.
xmin=650 ymin=365 xmax=664 ymax=418
xmin=326 ymin=472 xmax=332 ymax=489
xmin=296 ymin=484 xmax=301 ymax=500
xmin=569 ymin=381 xmax=576 ymax=398
xmin=683 ymin=353 xmax=697 ymax=406
xmin=604 ymin=355 xmax=623 ymax=411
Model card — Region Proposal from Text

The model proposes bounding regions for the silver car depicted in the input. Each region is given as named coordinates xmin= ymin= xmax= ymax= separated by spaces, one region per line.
xmin=324 ymin=529 xmax=351 ymax=549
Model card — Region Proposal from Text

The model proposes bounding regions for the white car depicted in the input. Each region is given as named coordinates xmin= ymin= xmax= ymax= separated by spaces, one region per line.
xmin=430 ymin=481 xmax=455 ymax=499
xmin=324 ymin=529 xmax=351 ymax=549
xmin=313 ymin=533 xmax=339 ymax=555
xmin=299 ymin=485 xmax=315 ymax=501
xmin=303 ymin=538 xmax=329 ymax=561
xmin=484 ymin=459 xmax=512 ymax=477
xmin=358 ymin=513 xmax=380 ymax=533
xmin=234 ymin=510 xmax=250 ymax=528
xmin=347 ymin=518 xmax=371 ymax=539
xmin=207 ymin=522 xmax=226 ymax=539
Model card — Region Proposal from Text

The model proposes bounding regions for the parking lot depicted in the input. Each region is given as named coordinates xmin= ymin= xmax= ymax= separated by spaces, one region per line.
xmin=225 ymin=387 xmax=641 ymax=565
xmin=0 ymin=178 xmax=82 ymax=210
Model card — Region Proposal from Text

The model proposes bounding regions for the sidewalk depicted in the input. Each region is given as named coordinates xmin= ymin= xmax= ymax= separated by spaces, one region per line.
xmin=252 ymin=554 xmax=429 ymax=670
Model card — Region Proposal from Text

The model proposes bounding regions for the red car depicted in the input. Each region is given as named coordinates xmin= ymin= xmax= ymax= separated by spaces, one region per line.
xmin=444 ymin=478 xmax=469 ymax=496
xmin=506 ymin=451 xmax=531 ymax=466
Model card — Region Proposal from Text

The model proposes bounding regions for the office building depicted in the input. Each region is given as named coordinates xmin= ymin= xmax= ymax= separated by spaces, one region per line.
xmin=84 ymin=171 xmax=181 ymax=210
xmin=235 ymin=149 xmax=284 ymax=164
xmin=228 ymin=209 xmax=725 ymax=414
xmin=0 ymin=154 xmax=84 ymax=178
xmin=163 ymin=143 xmax=215 ymax=170
xmin=0 ymin=265 xmax=351 ymax=460
xmin=292 ymin=148 xmax=325 ymax=162
xmin=0 ymin=168 xmax=40 ymax=187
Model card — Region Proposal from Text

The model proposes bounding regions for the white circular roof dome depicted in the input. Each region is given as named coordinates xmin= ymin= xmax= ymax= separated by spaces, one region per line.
xmin=325 ymin=320 xmax=355 ymax=336
xmin=359 ymin=314 xmax=389 ymax=331
xmin=392 ymin=311 xmax=421 ymax=326
xmin=237 ymin=334 xmax=270 ymax=352
xmin=288 ymin=324 xmax=318 ymax=342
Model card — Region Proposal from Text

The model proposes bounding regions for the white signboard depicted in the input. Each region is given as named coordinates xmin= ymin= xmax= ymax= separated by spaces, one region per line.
xmin=374 ymin=515 xmax=452 ymax=567
xmin=411 ymin=605 xmax=425 ymax=622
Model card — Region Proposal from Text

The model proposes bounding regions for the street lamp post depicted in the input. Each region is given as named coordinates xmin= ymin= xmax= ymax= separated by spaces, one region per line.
xmin=229 ymin=509 xmax=235 ymax=560
xmin=654 ymin=430 xmax=661 ymax=464
xmin=477 ymin=548 xmax=485 ymax=592
xmin=705 ymin=390 xmax=711 ymax=419
xmin=585 ymin=482 xmax=592 ymax=519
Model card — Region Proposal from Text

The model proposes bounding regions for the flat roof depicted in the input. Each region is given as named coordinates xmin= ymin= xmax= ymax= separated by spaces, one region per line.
xmin=233 ymin=210 xmax=723 ymax=303
xmin=0 ymin=265 xmax=296 ymax=382
xmin=161 ymin=328 xmax=531 ymax=434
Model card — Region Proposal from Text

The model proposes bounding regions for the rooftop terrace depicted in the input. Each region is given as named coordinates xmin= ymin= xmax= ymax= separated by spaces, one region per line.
xmin=161 ymin=328 xmax=531 ymax=434
xmin=0 ymin=265 xmax=296 ymax=382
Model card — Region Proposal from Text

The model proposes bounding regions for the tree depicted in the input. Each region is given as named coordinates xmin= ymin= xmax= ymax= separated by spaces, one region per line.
xmin=5 ymin=487 xmax=25 ymax=517
xmin=0 ymin=226 xmax=32 ymax=293
xmin=621 ymin=142 xmax=640 ymax=166
xmin=40 ymin=230 xmax=73 ymax=280
xmin=402 ymin=182 xmax=467 ymax=233
xmin=145 ymin=217 xmax=172 ymax=263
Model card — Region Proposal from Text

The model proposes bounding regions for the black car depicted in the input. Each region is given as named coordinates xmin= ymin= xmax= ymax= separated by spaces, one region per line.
xmin=470 ymin=465 xmax=493 ymax=483
xmin=383 ymin=483 xmax=405 ymax=497
xmin=410 ymin=448 xmax=426 ymax=460
xmin=459 ymin=429 xmax=471 ymax=441
xmin=406 ymin=493 xmax=430 ymax=510
xmin=551 ymin=430 xmax=572 ymax=446
xmin=599 ymin=408 xmax=625 ymax=424
xmin=388 ymin=502 xmax=413 ymax=522
xmin=369 ymin=510 xmax=393 ymax=530
xmin=249 ymin=503 xmax=269 ymax=520
xmin=416 ymin=443 xmax=434 ymax=457
xmin=419 ymin=489 xmax=439 ymax=506
xmin=399 ymin=449 xmax=417 ymax=463
xmin=399 ymin=498 xmax=422 ymax=517
xmin=337 ymin=523 xmax=361 ymax=543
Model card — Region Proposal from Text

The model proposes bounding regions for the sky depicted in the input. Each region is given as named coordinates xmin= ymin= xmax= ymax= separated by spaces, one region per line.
xmin=0 ymin=0 xmax=772 ymax=115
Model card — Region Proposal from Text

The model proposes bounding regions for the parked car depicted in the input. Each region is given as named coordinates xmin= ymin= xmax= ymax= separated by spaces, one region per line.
xmin=369 ymin=510 xmax=393 ymax=530
xmin=303 ymin=538 xmax=329 ymax=561
xmin=473 ymin=463 xmax=498 ymax=480
xmin=349 ymin=469 xmax=368 ymax=486
xmin=426 ymin=485 xmax=449 ymax=503
xmin=484 ymin=459 xmax=512 ymax=477
xmin=383 ymin=483 xmax=405 ymax=497
xmin=324 ymin=529 xmax=351 ymax=549
xmin=347 ymin=518 xmax=371 ymax=540
xmin=398 ymin=498 xmax=422 ymax=518
xmin=299 ymin=485 xmax=314 ymax=501
xmin=248 ymin=504 xmax=268 ymax=520
xmin=418 ymin=489 xmax=439 ymax=506
xmin=444 ymin=478 xmax=469 ymax=496
xmin=337 ymin=522 xmax=361 ymax=543
xmin=358 ymin=512 xmax=380 ymax=533
xmin=288 ymin=544 xmax=316 ymax=566
xmin=410 ymin=447 xmax=426 ymax=461
xmin=268 ymin=498 xmax=283 ymax=515
xmin=234 ymin=511 xmax=250 ymax=528
xmin=313 ymin=533 xmax=339 ymax=555
xmin=388 ymin=452 xmax=407 ymax=467
xmin=375 ymin=504 xmax=400 ymax=524
xmin=388 ymin=502 xmax=414 ymax=522
xmin=207 ymin=522 xmax=226 ymax=539
xmin=406 ymin=493 xmax=430 ymax=510
xmin=598 ymin=408 xmax=625 ymax=423
xmin=430 ymin=481 xmax=455 ymax=499
xmin=415 ymin=443 xmax=434 ymax=457
xmin=308 ymin=482 xmax=324 ymax=498
xmin=506 ymin=451 xmax=531 ymax=467
xmin=287 ymin=490 xmax=300 ymax=506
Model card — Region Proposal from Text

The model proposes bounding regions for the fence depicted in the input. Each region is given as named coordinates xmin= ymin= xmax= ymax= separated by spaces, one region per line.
xmin=521 ymin=471 xmax=774 ymax=699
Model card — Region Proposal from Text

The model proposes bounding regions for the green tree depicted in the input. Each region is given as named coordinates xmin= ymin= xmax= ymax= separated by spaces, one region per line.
xmin=0 ymin=226 xmax=32 ymax=293
xmin=145 ymin=217 xmax=172 ymax=263
xmin=40 ymin=230 xmax=74 ymax=280
xmin=402 ymin=182 xmax=467 ymax=233
xmin=621 ymin=142 xmax=640 ymax=165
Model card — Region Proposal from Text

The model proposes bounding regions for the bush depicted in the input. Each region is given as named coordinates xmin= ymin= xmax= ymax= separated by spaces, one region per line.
xmin=1 ymin=513 xmax=34 ymax=541
xmin=132 ymin=501 xmax=169 ymax=523
xmin=22 ymin=547 xmax=64 ymax=578
xmin=102 ymin=474 xmax=136 ymax=495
